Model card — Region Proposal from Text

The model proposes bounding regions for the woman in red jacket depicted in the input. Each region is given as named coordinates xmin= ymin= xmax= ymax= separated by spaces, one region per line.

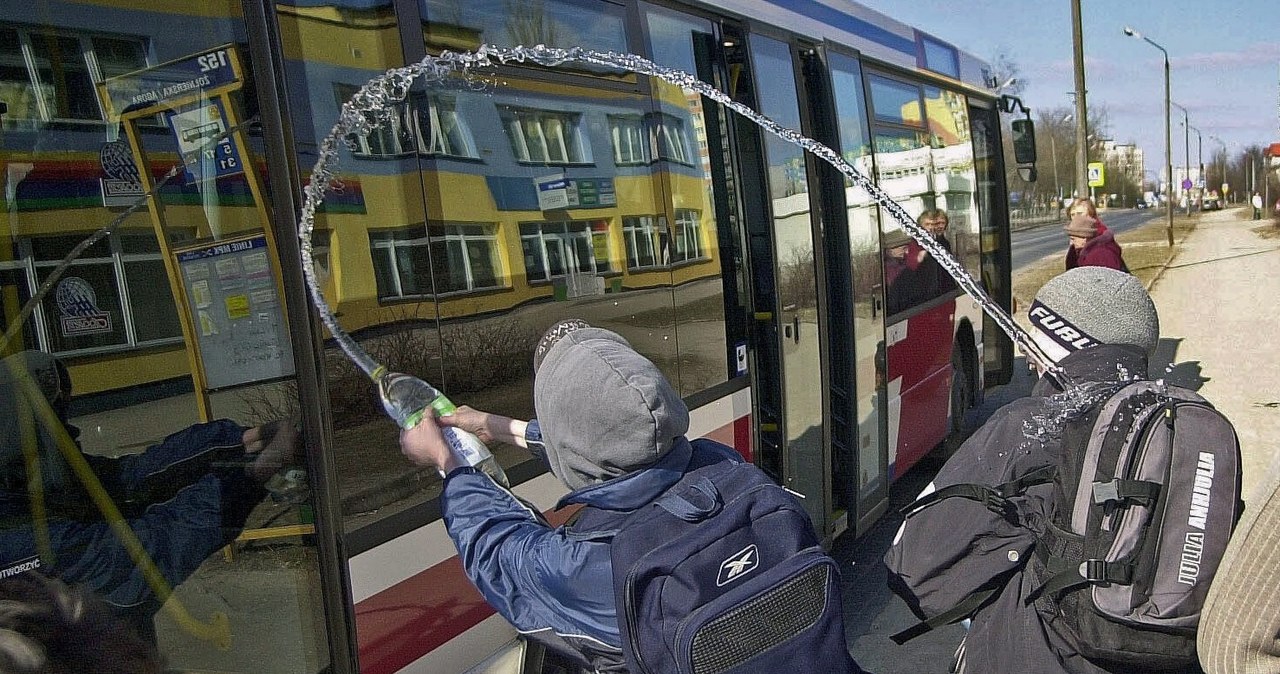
xmin=1064 ymin=198 xmax=1128 ymax=272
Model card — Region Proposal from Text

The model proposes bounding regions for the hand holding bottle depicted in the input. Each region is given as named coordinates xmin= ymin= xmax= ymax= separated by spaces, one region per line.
xmin=436 ymin=405 xmax=530 ymax=448
xmin=399 ymin=412 xmax=464 ymax=474
xmin=379 ymin=371 xmax=510 ymax=486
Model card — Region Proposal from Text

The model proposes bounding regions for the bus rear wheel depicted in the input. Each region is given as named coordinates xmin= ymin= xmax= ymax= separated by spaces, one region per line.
xmin=945 ymin=347 xmax=975 ymax=455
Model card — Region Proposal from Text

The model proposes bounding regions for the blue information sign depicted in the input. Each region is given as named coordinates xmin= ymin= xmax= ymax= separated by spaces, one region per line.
xmin=102 ymin=45 xmax=241 ymax=117
xmin=167 ymin=99 xmax=245 ymax=184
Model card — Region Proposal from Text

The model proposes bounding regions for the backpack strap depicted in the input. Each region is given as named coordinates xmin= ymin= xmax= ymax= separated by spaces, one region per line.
xmin=1091 ymin=478 xmax=1160 ymax=506
xmin=654 ymin=476 xmax=723 ymax=522
xmin=890 ymin=586 xmax=1000 ymax=645
xmin=1025 ymin=554 xmax=1135 ymax=604
xmin=899 ymin=465 xmax=1057 ymax=520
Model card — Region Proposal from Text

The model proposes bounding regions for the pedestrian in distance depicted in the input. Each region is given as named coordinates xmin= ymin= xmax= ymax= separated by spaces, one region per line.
xmin=1252 ymin=192 xmax=1264 ymax=220
xmin=1064 ymin=213 xmax=1127 ymax=273
xmin=883 ymin=227 xmax=924 ymax=315
xmin=399 ymin=319 xmax=863 ymax=674
xmin=885 ymin=267 xmax=1242 ymax=674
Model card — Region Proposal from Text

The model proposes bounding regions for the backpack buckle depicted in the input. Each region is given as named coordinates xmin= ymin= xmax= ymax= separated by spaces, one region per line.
xmin=1080 ymin=559 xmax=1108 ymax=582
xmin=1091 ymin=480 xmax=1120 ymax=504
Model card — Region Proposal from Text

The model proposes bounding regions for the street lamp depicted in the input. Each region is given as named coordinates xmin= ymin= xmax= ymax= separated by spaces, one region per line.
xmin=1186 ymin=123 xmax=1202 ymax=208
xmin=1050 ymin=113 xmax=1073 ymax=202
xmin=1172 ymin=101 xmax=1191 ymax=215
xmin=1124 ymin=26 xmax=1174 ymax=246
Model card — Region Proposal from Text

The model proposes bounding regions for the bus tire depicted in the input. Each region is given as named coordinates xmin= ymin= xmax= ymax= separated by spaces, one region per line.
xmin=945 ymin=348 xmax=974 ymax=455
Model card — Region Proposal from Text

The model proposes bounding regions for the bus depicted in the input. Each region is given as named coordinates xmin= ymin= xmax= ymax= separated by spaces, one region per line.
xmin=0 ymin=0 xmax=1016 ymax=671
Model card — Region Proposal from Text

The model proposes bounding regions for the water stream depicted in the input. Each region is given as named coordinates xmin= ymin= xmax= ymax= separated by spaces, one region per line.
xmin=297 ymin=44 xmax=1061 ymax=394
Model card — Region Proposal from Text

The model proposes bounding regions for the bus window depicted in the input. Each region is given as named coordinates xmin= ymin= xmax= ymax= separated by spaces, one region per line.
xmin=4 ymin=2 xmax=332 ymax=672
xmin=641 ymin=2 xmax=749 ymax=397
xmin=923 ymin=86 xmax=981 ymax=283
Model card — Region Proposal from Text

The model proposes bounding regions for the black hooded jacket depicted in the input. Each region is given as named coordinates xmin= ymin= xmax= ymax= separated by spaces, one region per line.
xmin=886 ymin=344 xmax=1157 ymax=674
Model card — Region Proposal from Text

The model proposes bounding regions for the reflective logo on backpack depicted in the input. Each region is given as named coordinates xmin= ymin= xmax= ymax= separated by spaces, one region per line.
xmin=716 ymin=544 xmax=759 ymax=586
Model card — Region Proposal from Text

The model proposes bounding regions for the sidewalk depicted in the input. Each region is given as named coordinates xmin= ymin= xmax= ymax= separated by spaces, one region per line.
xmin=834 ymin=205 xmax=1280 ymax=672
xmin=1147 ymin=206 xmax=1280 ymax=500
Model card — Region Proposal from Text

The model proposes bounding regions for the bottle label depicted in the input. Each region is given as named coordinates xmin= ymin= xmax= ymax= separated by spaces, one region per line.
xmin=445 ymin=428 xmax=490 ymax=464
xmin=431 ymin=396 xmax=457 ymax=416
xmin=401 ymin=407 xmax=427 ymax=430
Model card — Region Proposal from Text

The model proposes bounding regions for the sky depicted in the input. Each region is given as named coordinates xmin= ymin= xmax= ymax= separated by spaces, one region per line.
xmin=856 ymin=0 xmax=1280 ymax=184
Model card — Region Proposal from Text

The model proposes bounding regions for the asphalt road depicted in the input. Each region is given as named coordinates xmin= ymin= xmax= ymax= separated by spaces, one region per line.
xmin=1012 ymin=207 xmax=1164 ymax=270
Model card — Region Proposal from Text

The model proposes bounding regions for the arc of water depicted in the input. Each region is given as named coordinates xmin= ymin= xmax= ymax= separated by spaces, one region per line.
xmin=299 ymin=44 xmax=1058 ymax=382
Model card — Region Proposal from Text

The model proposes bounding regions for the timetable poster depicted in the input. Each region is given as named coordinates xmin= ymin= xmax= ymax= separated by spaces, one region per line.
xmin=176 ymin=234 xmax=295 ymax=390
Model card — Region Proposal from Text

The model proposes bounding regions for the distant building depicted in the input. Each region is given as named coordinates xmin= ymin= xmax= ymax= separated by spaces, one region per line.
xmin=1101 ymin=140 xmax=1145 ymax=204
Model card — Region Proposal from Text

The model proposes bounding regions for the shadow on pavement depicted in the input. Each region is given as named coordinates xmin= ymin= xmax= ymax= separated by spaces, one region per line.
xmin=1151 ymin=337 xmax=1209 ymax=391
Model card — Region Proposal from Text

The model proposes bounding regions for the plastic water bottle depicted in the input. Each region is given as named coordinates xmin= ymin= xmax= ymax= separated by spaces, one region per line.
xmin=376 ymin=370 xmax=509 ymax=487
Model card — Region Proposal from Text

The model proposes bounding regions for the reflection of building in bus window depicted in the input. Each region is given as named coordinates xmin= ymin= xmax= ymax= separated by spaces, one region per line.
xmin=0 ymin=351 xmax=302 ymax=640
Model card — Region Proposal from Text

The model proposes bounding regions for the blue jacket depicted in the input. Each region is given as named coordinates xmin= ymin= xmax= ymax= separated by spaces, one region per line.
xmin=441 ymin=435 xmax=739 ymax=670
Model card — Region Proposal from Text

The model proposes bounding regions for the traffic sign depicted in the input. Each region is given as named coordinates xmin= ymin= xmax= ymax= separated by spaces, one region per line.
xmin=1087 ymin=162 xmax=1105 ymax=187
xmin=1182 ymin=178 xmax=1193 ymax=190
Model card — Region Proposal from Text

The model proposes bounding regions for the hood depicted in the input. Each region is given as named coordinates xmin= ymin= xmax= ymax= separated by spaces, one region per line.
xmin=533 ymin=328 xmax=689 ymax=491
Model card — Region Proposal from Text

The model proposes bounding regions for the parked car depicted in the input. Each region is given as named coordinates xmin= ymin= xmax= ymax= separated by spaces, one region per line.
xmin=1134 ymin=199 xmax=1149 ymax=209
xmin=1203 ymin=192 xmax=1222 ymax=211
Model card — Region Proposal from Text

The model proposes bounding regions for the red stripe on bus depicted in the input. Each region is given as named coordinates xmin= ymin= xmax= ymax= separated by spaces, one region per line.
xmin=355 ymin=556 xmax=491 ymax=674
xmin=354 ymin=506 xmax=582 ymax=674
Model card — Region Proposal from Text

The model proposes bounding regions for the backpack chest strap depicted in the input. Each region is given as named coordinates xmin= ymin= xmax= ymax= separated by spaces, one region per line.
xmin=1028 ymin=523 xmax=1135 ymax=603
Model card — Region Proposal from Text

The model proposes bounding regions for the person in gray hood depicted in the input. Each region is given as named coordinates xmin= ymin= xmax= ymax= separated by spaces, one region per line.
xmin=399 ymin=320 xmax=719 ymax=671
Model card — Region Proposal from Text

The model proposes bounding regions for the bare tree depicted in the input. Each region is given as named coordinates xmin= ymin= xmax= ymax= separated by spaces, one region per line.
xmin=504 ymin=0 xmax=561 ymax=46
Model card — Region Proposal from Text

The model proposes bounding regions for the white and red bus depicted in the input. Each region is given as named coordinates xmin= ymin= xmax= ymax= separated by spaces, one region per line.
xmin=3 ymin=0 xmax=1016 ymax=671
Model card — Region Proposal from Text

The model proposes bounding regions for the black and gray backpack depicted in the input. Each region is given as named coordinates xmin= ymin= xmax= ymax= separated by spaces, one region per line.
xmin=1027 ymin=381 xmax=1242 ymax=669
xmin=891 ymin=381 xmax=1243 ymax=670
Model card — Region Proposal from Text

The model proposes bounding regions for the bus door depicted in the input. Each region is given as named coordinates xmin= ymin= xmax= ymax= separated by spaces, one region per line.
xmin=732 ymin=32 xmax=834 ymax=540
xmin=969 ymin=103 xmax=1015 ymax=387
xmin=807 ymin=47 xmax=890 ymax=534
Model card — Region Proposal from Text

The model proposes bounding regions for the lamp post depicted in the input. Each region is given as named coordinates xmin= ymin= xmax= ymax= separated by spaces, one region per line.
xmin=1072 ymin=0 xmax=1089 ymax=197
xmin=1209 ymin=135 xmax=1227 ymax=201
xmin=1172 ymin=101 xmax=1191 ymax=215
xmin=1124 ymin=26 xmax=1174 ymax=246
xmin=1186 ymin=123 xmax=1202 ymax=208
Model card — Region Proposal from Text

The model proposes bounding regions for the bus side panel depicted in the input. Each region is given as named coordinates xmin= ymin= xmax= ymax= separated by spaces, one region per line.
xmin=886 ymin=300 xmax=956 ymax=477
xmin=348 ymin=388 xmax=752 ymax=673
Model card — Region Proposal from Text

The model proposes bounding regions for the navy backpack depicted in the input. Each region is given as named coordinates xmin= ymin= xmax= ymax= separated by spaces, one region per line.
xmin=604 ymin=439 xmax=860 ymax=674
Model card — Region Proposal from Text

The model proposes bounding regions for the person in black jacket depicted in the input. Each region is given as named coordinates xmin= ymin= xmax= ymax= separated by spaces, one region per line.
xmin=885 ymin=267 xmax=1163 ymax=674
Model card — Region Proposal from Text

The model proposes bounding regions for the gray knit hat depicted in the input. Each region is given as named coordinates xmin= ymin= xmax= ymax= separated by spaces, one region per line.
xmin=1029 ymin=267 xmax=1159 ymax=359
xmin=533 ymin=326 xmax=689 ymax=490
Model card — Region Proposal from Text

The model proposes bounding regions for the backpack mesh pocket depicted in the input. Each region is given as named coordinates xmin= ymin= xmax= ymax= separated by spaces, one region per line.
xmin=689 ymin=563 xmax=830 ymax=674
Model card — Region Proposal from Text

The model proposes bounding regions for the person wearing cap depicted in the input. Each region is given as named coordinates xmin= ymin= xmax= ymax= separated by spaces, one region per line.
xmin=883 ymin=228 xmax=926 ymax=315
xmin=1064 ymin=198 xmax=1127 ymax=272
xmin=399 ymin=320 xmax=737 ymax=670
xmin=886 ymin=267 xmax=1162 ymax=673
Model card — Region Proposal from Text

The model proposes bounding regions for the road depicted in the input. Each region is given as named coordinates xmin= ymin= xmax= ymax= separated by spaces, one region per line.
xmin=1012 ymin=207 xmax=1163 ymax=270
